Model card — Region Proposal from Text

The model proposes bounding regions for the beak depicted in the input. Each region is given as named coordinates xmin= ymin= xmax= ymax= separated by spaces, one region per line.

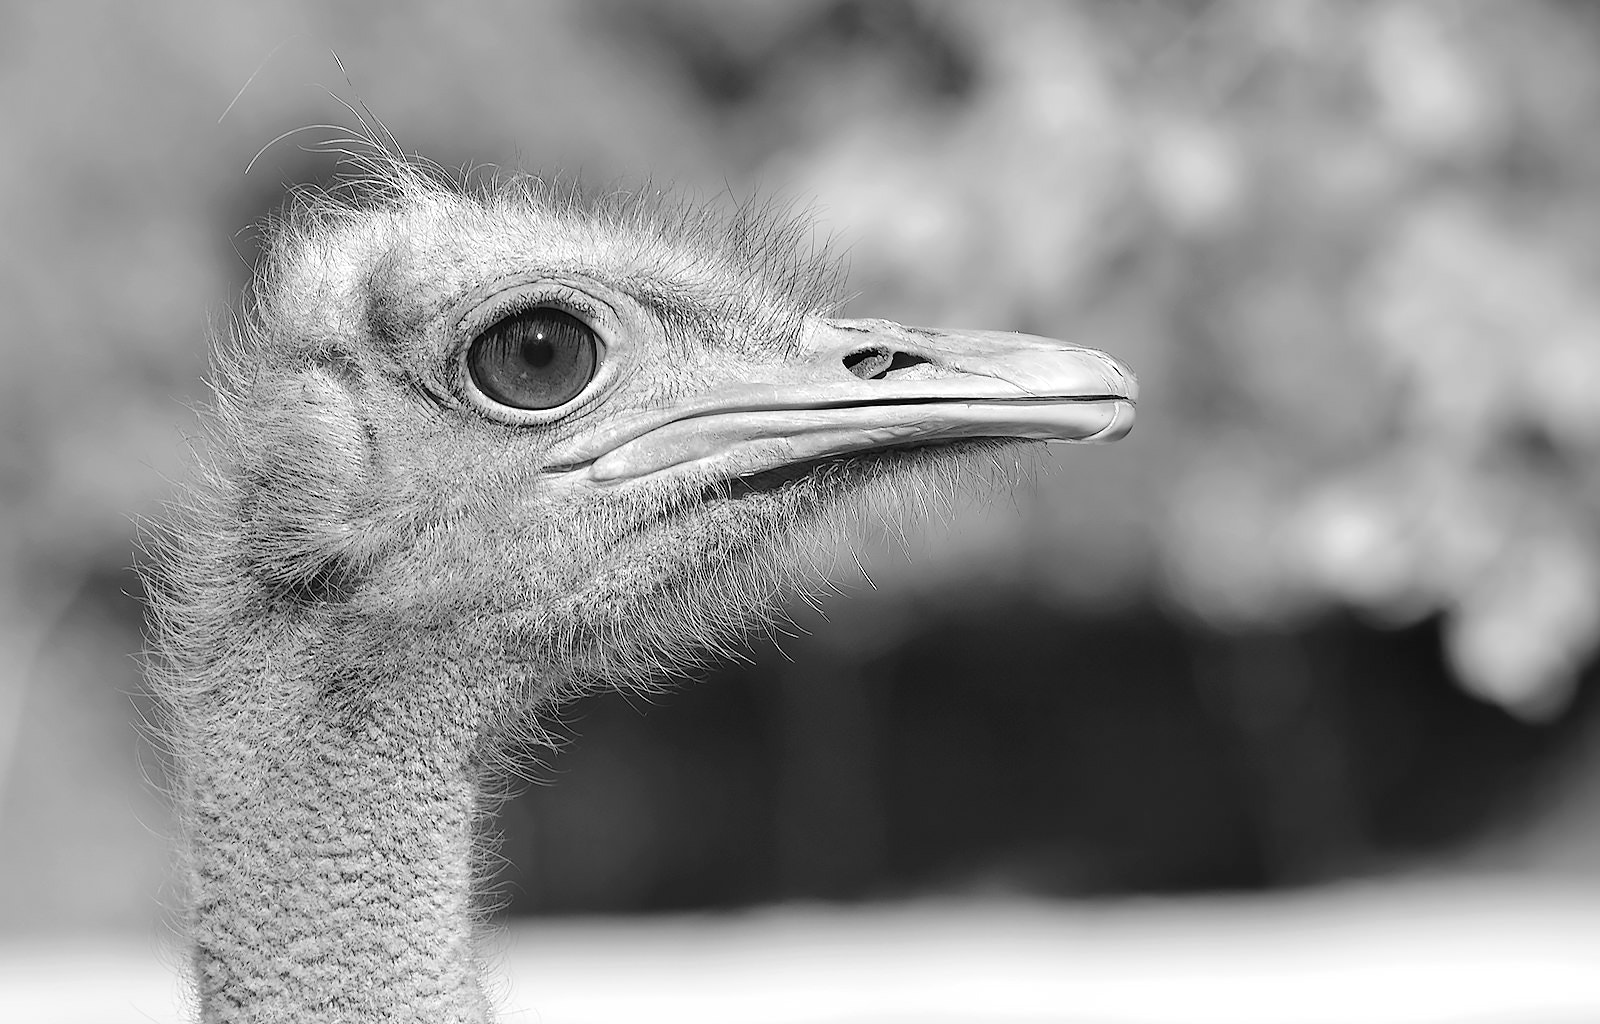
xmin=547 ymin=316 xmax=1136 ymax=487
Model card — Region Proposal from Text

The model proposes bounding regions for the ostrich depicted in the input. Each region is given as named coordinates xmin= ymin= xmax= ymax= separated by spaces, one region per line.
xmin=144 ymin=156 xmax=1136 ymax=1023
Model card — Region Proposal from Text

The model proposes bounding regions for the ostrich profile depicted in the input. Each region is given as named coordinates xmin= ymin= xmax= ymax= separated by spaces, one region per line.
xmin=144 ymin=155 xmax=1135 ymax=1023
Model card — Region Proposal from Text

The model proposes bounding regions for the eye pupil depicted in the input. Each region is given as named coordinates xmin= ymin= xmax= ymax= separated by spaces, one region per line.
xmin=468 ymin=307 xmax=599 ymax=411
xmin=523 ymin=339 xmax=555 ymax=369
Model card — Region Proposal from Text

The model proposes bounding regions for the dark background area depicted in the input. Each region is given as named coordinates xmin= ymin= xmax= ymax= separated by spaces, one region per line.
xmin=501 ymin=605 xmax=1594 ymax=915
xmin=3 ymin=0 xmax=1600 ymax=936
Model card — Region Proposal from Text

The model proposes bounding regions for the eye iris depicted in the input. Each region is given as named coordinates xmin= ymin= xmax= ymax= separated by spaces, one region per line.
xmin=468 ymin=307 xmax=598 ymax=411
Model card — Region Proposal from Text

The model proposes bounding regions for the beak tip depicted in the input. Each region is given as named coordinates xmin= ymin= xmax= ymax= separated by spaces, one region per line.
xmin=1082 ymin=399 xmax=1136 ymax=443
xmin=1100 ymin=353 xmax=1139 ymax=404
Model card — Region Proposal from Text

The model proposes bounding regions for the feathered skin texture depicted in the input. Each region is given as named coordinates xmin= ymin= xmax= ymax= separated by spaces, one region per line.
xmin=143 ymin=158 xmax=998 ymax=1023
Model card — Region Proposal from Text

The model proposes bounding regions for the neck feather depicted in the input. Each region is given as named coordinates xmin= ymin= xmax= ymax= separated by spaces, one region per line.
xmin=177 ymin=632 xmax=493 ymax=1023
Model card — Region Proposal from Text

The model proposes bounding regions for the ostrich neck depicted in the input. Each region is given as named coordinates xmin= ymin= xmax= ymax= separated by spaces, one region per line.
xmin=182 ymin=629 xmax=492 ymax=1023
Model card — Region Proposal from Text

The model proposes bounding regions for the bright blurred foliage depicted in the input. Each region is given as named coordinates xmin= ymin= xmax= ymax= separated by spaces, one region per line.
xmin=2 ymin=0 xmax=1599 ymax=930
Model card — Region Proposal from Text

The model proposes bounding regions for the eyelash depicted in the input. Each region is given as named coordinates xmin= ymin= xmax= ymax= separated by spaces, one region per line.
xmin=464 ymin=290 xmax=601 ymax=337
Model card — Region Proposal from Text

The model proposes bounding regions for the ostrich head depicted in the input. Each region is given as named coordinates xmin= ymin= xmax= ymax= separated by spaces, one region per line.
xmin=147 ymin=159 xmax=1135 ymax=1023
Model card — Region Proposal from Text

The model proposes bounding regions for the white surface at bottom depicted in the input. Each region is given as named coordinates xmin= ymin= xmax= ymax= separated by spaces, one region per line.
xmin=3 ymin=877 xmax=1598 ymax=1024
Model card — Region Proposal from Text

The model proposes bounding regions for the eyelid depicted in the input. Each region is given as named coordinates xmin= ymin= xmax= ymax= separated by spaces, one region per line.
xmin=457 ymin=284 xmax=608 ymax=337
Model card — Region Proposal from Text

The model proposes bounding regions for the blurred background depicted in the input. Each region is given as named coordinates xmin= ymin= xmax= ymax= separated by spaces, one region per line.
xmin=3 ymin=0 xmax=1600 ymax=1020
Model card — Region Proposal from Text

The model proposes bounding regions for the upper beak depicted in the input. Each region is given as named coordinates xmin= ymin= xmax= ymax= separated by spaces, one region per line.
xmin=546 ymin=316 xmax=1137 ymax=487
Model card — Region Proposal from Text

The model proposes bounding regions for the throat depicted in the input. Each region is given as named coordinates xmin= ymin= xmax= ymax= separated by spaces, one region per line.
xmin=181 ymin=673 xmax=491 ymax=1023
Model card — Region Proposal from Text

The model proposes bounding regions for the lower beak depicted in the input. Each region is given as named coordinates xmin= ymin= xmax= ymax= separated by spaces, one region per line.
xmin=548 ymin=316 xmax=1137 ymax=487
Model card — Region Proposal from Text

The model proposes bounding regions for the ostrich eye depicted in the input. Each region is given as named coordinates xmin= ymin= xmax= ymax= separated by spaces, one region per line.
xmin=467 ymin=307 xmax=599 ymax=411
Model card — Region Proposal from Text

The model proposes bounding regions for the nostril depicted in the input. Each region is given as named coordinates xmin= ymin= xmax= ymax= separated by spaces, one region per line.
xmin=843 ymin=348 xmax=931 ymax=381
xmin=843 ymin=348 xmax=893 ymax=379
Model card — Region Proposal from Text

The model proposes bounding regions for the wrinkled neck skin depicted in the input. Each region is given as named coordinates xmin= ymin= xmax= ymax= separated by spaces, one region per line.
xmin=177 ymin=609 xmax=503 ymax=1024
